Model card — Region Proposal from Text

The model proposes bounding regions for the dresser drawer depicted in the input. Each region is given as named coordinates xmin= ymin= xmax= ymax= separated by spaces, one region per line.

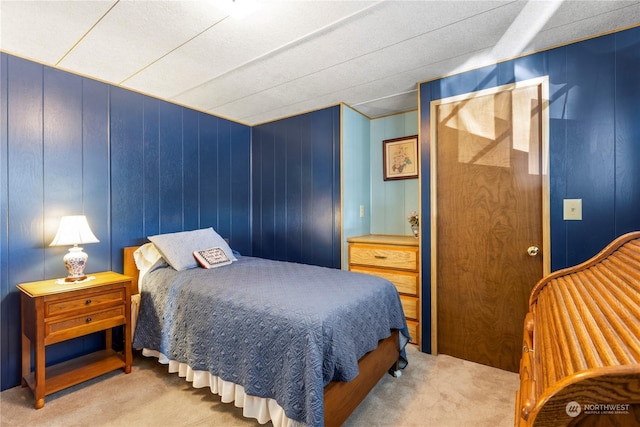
xmin=350 ymin=266 xmax=419 ymax=296
xmin=349 ymin=245 xmax=418 ymax=271
xmin=400 ymin=295 xmax=419 ymax=320
xmin=46 ymin=287 xmax=126 ymax=317
xmin=45 ymin=306 xmax=126 ymax=344
xmin=406 ymin=320 xmax=419 ymax=344
xmin=347 ymin=235 xmax=420 ymax=346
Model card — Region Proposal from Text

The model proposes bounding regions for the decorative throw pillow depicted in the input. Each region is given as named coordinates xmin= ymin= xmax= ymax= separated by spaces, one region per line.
xmin=148 ymin=228 xmax=237 ymax=271
xmin=193 ymin=247 xmax=232 ymax=269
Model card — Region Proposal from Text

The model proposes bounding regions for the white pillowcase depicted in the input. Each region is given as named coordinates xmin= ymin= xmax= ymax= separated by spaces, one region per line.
xmin=133 ymin=243 xmax=164 ymax=284
xmin=148 ymin=227 xmax=237 ymax=271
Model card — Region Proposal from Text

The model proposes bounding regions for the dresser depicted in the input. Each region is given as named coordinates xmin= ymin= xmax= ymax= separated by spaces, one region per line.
xmin=347 ymin=234 xmax=420 ymax=345
xmin=18 ymin=271 xmax=132 ymax=409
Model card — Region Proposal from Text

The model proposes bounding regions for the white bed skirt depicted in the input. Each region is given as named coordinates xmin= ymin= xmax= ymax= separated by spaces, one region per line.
xmin=140 ymin=348 xmax=306 ymax=427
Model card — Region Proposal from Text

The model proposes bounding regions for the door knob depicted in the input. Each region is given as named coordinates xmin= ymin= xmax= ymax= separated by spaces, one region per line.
xmin=527 ymin=246 xmax=540 ymax=257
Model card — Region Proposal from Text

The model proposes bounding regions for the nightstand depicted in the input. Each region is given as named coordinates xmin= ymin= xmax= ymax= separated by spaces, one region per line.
xmin=17 ymin=271 xmax=133 ymax=409
xmin=347 ymin=234 xmax=420 ymax=345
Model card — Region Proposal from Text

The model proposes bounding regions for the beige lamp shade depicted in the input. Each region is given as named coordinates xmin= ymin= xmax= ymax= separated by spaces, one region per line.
xmin=50 ymin=215 xmax=99 ymax=247
xmin=50 ymin=215 xmax=99 ymax=282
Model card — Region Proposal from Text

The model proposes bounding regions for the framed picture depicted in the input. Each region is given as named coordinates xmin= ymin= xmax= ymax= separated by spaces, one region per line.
xmin=383 ymin=135 xmax=419 ymax=180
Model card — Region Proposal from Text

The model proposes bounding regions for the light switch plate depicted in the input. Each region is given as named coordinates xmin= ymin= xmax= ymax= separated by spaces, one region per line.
xmin=563 ymin=199 xmax=582 ymax=220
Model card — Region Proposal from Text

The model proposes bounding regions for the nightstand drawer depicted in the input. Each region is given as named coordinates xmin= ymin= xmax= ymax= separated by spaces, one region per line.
xmin=350 ymin=266 xmax=419 ymax=295
xmin=46 ymin=288 xmax=126 ymax=317
xmin=46 ymin=306 xmax=126 ymax=343
xmin=349 ymin=245 xmax=418 ymax=271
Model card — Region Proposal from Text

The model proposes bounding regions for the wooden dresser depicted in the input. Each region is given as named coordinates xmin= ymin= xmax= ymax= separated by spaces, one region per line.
xmin=347 ymin=234 xmax=420 ymax=345
xmin=515 ymin=231 xmax=640 ymax=427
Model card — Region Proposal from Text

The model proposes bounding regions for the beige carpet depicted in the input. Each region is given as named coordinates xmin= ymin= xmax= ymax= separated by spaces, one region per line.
xmin=1 ymin=345 xmax=518 ymax=427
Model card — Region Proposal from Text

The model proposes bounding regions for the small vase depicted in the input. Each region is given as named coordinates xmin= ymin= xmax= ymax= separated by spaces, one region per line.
xmin=411 ymin=225 xmax=419 ymax=239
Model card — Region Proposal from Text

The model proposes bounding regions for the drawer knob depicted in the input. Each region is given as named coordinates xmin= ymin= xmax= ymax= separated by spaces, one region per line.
xmin=374 ymin=255 xmax=387 ymax=259
xmin=86 ymin=317 xmax=92 ymax=323
xmin=85 ymin=299 xmax=92 ymax=305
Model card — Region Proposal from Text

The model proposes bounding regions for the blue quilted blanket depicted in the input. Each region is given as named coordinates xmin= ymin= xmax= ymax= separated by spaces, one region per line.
xmin=133 ymin=256 xmax=409 ymax=426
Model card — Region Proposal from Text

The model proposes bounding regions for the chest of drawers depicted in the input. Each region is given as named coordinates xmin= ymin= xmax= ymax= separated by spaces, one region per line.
xmin=347 ymin=234 xmax=420 ymax=345
xmin=17 ymin=271 xmax=132 ymax=409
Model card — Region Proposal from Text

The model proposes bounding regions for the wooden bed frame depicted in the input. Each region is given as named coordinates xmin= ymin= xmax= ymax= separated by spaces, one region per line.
xmin=123 ymin=246 xmax=401 ymax=427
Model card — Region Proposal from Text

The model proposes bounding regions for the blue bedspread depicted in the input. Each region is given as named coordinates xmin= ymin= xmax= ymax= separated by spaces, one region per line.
xmin=133 ymin=256 xmax=409 ymax=426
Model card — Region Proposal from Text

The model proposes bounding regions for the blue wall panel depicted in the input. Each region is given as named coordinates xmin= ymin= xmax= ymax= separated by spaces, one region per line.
xmin=142 ymin=96 xmax=160 ymax=238
xmin=615 ymin=27 xmax=640 ymax=235
xmin=216 ymin=119 xmax=233 ymax=240
xmin=42 ymin=69 xmax=107 ymax=364
xmin=253 ymin=122 xmax=276 ymax=258
xmin=252 ymin=106 xmax=340 ymax=268
xmin=285 ymin=116 xmax=303 ymax=264
xmin=43 ymin=68 xmax=84 ymax=279
xmin=199 ymin=113 xmax=218 ymax=231
xmin=110 ymin=86 xmax=146 ymax=270
xmin=1 ymin=53 xmax=252 ymax=391
xmin=183 ymin=109 xmax=200 ymax=232
xmin=513 ymin=51 xmax=548 ymax=82
xmin=564 ymin=35 xmax=617 ymax=265
xmin=419 ymin=27 xmax=640 ymax=352
xmin=82 ymin=79 xmax=110 ymax=275
xmin=273 ymin=117 xmax=290 ymax=262
xmin=2 ymin=56 xmax=45 ymax=390
xmin=419 ymin=82 xmax=433 ymax=354
xmin=159 ymin=102 xmax=183 ymax=233
xmin=229 ymin=121 xmax=251 ymax=255
xmin=0 ymin=53 xmax=9 ymax=390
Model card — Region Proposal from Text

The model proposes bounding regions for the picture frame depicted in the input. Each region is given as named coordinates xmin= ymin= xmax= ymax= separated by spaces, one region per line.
xmin=383 ymin=135 xmax=419 ymax=181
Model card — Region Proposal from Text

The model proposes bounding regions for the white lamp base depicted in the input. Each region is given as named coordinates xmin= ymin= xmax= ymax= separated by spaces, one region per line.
xmin=63 ymin=246 xmax=88 ymax=282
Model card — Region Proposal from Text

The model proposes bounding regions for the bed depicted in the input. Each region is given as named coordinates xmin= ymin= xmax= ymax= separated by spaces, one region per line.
xmin=122 ymin=228 xmax=409 ymax=427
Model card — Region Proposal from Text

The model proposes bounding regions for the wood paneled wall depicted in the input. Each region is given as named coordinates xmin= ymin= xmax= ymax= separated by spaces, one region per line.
xmin=0 ymin=53 xmax=252 ymax=390
xmin=419 ymin=26 xmax=640 ymax=353
xmin=251 ymin=106 xmax=341 ymax=268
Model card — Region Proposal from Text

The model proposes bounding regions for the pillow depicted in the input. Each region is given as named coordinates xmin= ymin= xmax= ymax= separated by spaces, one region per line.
xmin=193 ymin=247 xmax=232 ymax=269
xmin=148 ymin=228 xmax=237 ymax=271
xmin=133 ymin=242 xmax=164 ymax=287
xmin=133 ymin=243 xmax=163 ymax=272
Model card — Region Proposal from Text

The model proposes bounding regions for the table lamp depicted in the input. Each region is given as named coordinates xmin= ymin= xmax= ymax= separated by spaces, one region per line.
xmin=50 ymin=215 xmax=99 ymax=282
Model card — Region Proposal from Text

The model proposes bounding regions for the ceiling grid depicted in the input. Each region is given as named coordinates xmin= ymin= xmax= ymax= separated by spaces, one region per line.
xmin=1 ymin=0 xmax=638 ymax=125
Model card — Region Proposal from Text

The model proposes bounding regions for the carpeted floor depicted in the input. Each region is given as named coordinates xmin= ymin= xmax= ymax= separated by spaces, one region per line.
xmin=1 ymin=345 xmax=518 ymax=427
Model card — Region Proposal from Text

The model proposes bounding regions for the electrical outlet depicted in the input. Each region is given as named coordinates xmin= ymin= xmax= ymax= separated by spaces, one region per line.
xmin=359 ymin=205 xmax=365 ymax=218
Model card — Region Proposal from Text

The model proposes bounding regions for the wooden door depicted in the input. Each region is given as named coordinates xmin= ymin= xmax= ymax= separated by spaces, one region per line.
xmin=431 ymin=79 xmax=548 ymax=372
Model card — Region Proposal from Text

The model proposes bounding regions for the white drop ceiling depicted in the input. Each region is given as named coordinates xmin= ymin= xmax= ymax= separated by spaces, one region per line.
xmin=1 ymin=0 xmax=638 ymax=125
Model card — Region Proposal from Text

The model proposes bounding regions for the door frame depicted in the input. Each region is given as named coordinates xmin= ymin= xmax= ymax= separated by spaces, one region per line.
xmin=428 ymin=76 xmax=551 ymax=355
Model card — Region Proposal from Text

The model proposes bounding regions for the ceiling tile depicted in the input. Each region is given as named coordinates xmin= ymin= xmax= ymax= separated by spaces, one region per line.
xmin=124 ymin=1 xmax=378 ymax=98
xmin=0 ymin=1 xmax=116 ymax=64
xmin=1 ymin=0 xmax=636 ymax=124
xmin=59 ymin=1 xmax=228 ymax=84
